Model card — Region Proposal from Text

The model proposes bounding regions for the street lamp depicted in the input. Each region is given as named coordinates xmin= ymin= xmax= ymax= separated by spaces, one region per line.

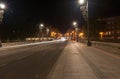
xmin=39 ymin=23 xmax=44 ymax=41
xmin=0 ymin=3 xmax=6 ymax=9
xmin=46 ymin=28 xmax=50 ymax=40
xmin=0 ymin=3 xmax=6 ymax=47
xmin=73 ymin=22 xmax=79 ymax=42
xmin=79 ymin=0 xmax=92 ymax=46
xmin=73 ymin=22 xmax=77 ymax=26
xmin=40 ymin=24 xmax=44 ymax=28
xmin=79 ymin=0 xmax=86 ymax=5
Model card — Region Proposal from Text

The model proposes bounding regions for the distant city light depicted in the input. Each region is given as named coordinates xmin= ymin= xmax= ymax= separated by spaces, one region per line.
xmin=40 ymin=24 xmax=44 ymax=27
xmin=47 ymin=28 xmax=50 ymax=32
xmin=99 ymin=32 xmax=104 ymax=39
xmin=39 ymin=24 xmax=44 ymax=29
xmin=79 ymin=32 xmax=84 ymax=36
xmin=73 ymin=22 xmax=77 ymax=26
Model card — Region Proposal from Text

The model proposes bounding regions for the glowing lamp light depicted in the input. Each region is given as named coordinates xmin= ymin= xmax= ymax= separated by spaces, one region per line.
xmin=40 ymin=24 xmax=44 ymax=27
xmin=73 ymin=22 xmax=77 ymax=26
xmin=80 ymin=33 xmax=84 ymax=36
xmin=39 ymin=24 xmax=44 ymax=29
xmin=99 ymin=32 xmax=104 ymax=39
xmin=0 ymin=3 xmax=5 ymax=9
xmin=99 ymin=32 xmax=104 ymax=35
xmin=79 ymin=0 xmax=85 ymax=5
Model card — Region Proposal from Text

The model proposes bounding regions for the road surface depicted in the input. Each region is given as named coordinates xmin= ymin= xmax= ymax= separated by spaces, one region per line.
xmin=0 ymin=41 xmax=67 ymax=79
xmin=0 ymin=41 xmax=120 ymax=79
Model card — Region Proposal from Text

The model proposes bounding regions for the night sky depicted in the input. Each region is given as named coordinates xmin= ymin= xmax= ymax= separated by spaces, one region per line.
xmin=0 ymin=0 xmax=120 ymax=39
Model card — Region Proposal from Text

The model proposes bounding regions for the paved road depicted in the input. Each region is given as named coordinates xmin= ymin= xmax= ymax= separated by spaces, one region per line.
xmin=0 ymin=41 xmax=67 ymax=79
xmin=0 ymin=41 xmax=120 ymax=79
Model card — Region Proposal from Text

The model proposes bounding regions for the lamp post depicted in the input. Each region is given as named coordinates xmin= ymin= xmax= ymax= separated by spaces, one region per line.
xmin=0 ymin=3 xmax=6 ymax=47
xmin=39 ymin=24 xmax=44 ymax=41
xmin=79 ymin=0 xmax=92 ymax=46
xmin=46 ymin=28 xmax=50 ymax=40
xmin=73 ymin=21 xmax=79 ymax=42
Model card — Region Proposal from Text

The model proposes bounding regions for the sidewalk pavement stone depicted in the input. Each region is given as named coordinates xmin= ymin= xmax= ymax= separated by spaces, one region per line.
xmin=47 ymin=42 xmax=98 ymax=79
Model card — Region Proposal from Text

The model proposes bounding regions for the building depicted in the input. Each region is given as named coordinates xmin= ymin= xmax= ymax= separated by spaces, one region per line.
xmin=97 ymin=16 xmax=120 ymax=41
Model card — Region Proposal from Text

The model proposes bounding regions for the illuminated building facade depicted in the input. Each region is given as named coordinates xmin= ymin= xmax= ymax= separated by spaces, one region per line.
xmin=97 ymin=16 xmax=120 ymax=41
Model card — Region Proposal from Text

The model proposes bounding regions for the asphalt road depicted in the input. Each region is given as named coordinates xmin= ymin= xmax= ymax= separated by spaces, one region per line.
xmin=0 ymin=41 xmax=67 ymax=79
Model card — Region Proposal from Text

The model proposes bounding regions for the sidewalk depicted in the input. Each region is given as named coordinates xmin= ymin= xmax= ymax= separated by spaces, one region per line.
xmin=80 ymin=40 xmax=120 ymax=56
xmin=92 ymin=41 xmax=120 ymax=56
xmin=47 ymin=42 xmax=98 ymax=79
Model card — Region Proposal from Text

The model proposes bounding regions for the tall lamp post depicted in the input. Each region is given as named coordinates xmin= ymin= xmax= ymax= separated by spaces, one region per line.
xmin=46 ymin=28 xmax=50 ymax=41
xmin=0 ymin=3 xmax=6 ymax=47
xmin=73 ymin=22 xmax=79 ymax=42
xmin=79 ymin=0 xmax=92 ymax=46
xmin=39 ymin=24 xmax=44 ymax=41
